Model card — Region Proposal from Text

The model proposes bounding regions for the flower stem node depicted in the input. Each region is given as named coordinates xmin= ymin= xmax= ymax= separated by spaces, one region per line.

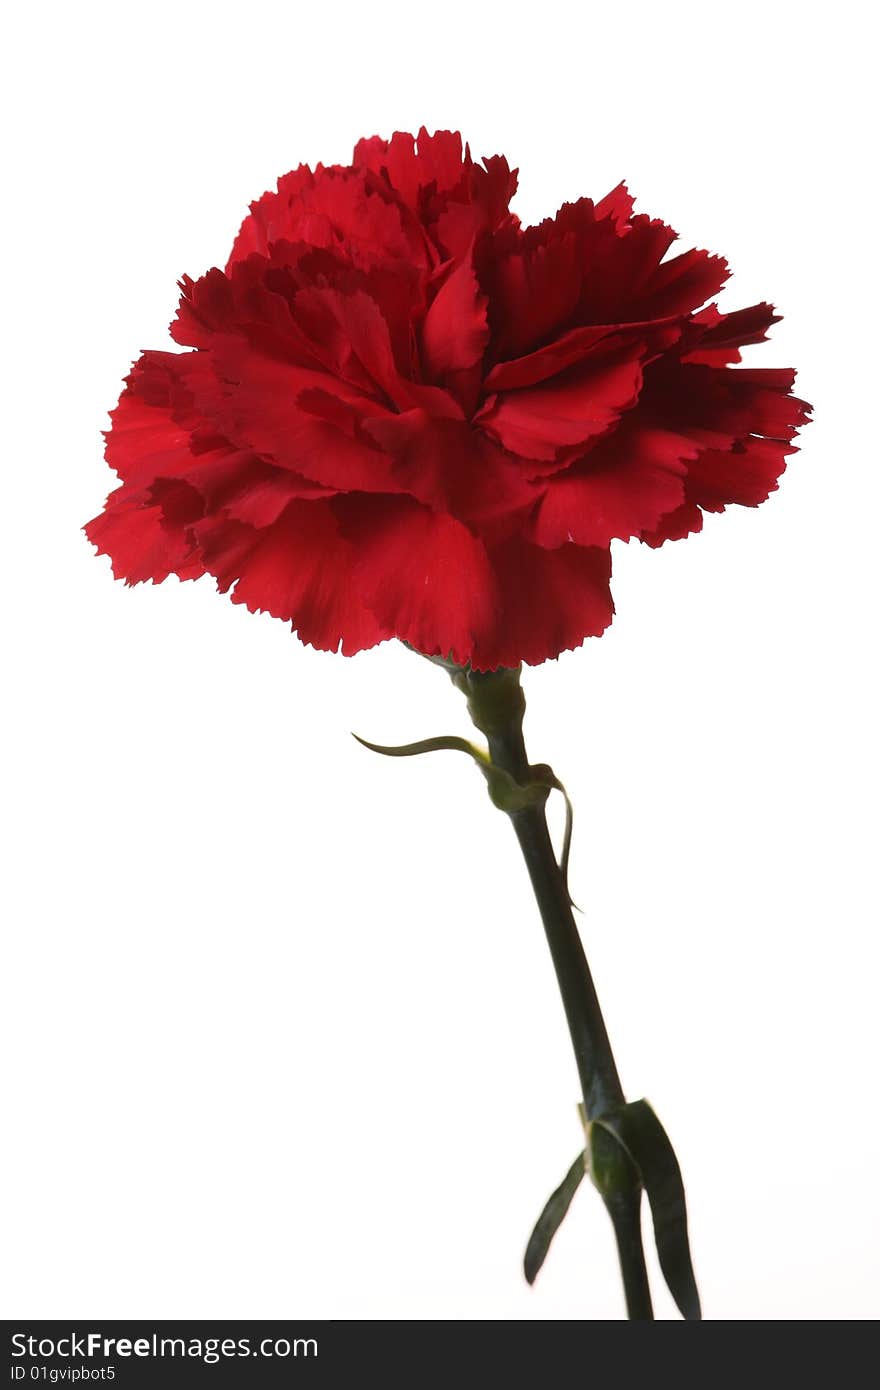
xmin=588 ymin=1116 xmax=638 ymax=1202
xmin=525 ymin=1099 xmax=701 ymax=1321
xmin=352 ymin=731 xmax=575 ymax=903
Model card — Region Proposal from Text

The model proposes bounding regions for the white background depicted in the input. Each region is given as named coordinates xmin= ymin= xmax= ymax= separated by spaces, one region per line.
xmin=3 ymin=0 xmax=877 ymax=1321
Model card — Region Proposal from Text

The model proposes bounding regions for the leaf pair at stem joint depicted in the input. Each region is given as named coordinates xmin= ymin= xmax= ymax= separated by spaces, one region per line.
xmin=525 ymin=1099 xmax=701 ymax=1321
xmin=352 ymin=731 xmax=577 ymax=907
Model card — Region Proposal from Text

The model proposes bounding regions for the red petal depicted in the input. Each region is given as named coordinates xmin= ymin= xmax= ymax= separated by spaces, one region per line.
xmin=353 ymin=129 xmax=517 ymax=261
xmin=685 ymin=436 xmax=795 ymax=512
xmin=683 ymin=302 xmax=780 ymax=366
xmin=104 ymin=351 xmax=211 ymax=485
xmin=484 ymin=319 xmax=681 ymax=394
xmin=638 ymin=372 xmax=808 ymax=546
xmin=103 ymin=354 xmax=311 ymax=517
xmin=483 ymin=207 xmax=587 ymax=359
xmin=363 ymin=410 xmax=538 ymax=526
xmin=195 ymin=501 xmax=390 ymax=654
xmin=229 ymin=165 xmax=315 ymax=263
xmin=354 ymin=128 xmax=466 ymax=207
xmin=641 ymin=361 xmax=811 ymax=449
xmin=104 ymin=390 xmax=193 ymax=487
xmin=285 ymin=284 xmax=457 ymax=417
xmin=291 ymin=286 xmax=414 ymax=407
xmin=471 ymin=539 xmax=614 ymax=669
xmin=594 ymin=181 xmax=636 ymax=229
xmin=220 ymin=463 xmax=335 ymax=527
xmin=85 ymin=486 xmax=204 ymax=585
xmin=484 ymin=324 xmax=618 ymax=393
xmin=476 ymin=346 xmax=646 ymax=462
xmin=640 ymin=502 xmax=704 ymax=548
xmin=228 ymin=163 xmax=422 ymax=273
xmin=532 ymin=424 xmax=696 ymax=548
xmin=578 ymin=214 xmax=678 ymax=322
xmin=420 ymin=252 xmax=488 ymax=378
xmin=337 ymin=495 xmax=497 ymax=666
xmin=198 ymin=342 xmax=403 ymax=493
xmin=717 ymin=367 xmax=811 ymax=439
xmin=624 ymin=245 xmax=729 ymax=320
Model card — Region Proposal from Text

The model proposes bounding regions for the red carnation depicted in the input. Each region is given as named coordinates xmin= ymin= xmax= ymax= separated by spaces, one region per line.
xmin=86 ymin=128 xmax=810 ymax=669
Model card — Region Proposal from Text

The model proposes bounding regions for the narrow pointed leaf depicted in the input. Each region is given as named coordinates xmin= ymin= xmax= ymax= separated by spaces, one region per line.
xmin=353 ymin=730 xmax=552 ymax=815
xmin=552 ymin=777 xmax=578 ymax=910
xmin=530 ymin=764 xmax=578 ymax=909
xmin=352 ymin=732 xmax=488 ymax=763
xmin=523 ymin=1151 xmax=587 ymax=1285
xmin=595 ymin=1100 xmax=701 ymax=1320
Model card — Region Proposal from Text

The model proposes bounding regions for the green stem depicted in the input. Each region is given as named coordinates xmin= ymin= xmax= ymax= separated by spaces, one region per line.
xmin=504 ymin=802 xmax=624 ymax=1120
xmin=454 ymin=665 xmax=654 ymax=1320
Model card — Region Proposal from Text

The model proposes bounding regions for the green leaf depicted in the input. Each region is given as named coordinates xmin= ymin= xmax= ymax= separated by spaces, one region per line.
xmin=352 ymin=732 xmax=489 ymax=764
xmin=530 ymin=762 xmax=577 ymax=910
xmin=523 ymin=1151 xmax=587 ymax=1285
xmin=352 ymin=731 xmax=548 ymax=812
xmin=595 ymin=1100 xmax=701 ymax=1321
xmin=353 ymin=734 xmax=577 ymax=903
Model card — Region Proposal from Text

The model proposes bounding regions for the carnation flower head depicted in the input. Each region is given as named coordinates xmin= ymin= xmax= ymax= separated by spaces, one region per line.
xmin=86 ymin=128 xmax=810 ymax=668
